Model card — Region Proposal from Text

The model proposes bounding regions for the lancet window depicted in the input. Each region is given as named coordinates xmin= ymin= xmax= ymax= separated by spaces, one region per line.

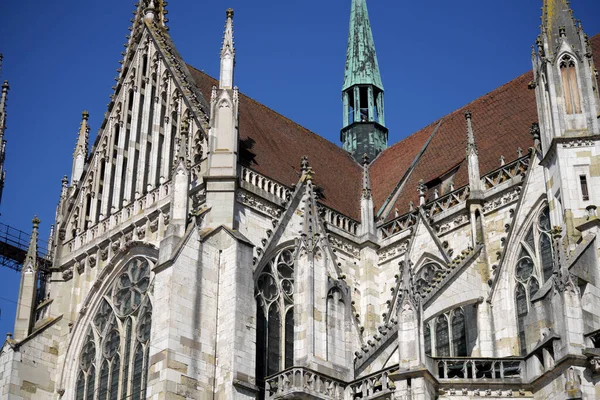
xmin=514 ymin=206 xmax=552 ymax=355
xmin=75 ymin=256 xmax=153 ymax=400
xmin=560 ymin=54 xmax=582 ymax=114
xmin=255 ymin=248 xmax=295 ymax=389
xmin=424 ymin=306 xmax=469 ymax=357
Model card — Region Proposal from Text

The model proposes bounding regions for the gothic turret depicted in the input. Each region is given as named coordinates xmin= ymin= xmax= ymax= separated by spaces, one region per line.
xmin=206 ymin=9 xmax=240 ymax=229
xmin=533 ymin=0 xmax=600 ymax=246
xmin=340 ymin=0 xmax=387 ymax=162
xmin=14 ymin=216 xmax=40 ymax=340
xmin=71 ymin=111 xmax=89 ymax=185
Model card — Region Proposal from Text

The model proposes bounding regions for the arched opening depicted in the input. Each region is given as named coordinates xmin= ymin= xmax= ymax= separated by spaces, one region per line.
xmin=560 ymin=55 xmax=582 ymax=114
xmin=255 ymin=247 xmax=295 ymax=395
xmin=74 ymin=257 xmax=153 ymax=399
xmin=435 ymin=316 xmax=450 ymax=357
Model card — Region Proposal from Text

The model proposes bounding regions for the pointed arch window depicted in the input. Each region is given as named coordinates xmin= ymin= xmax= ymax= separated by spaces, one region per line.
xmin=514 ymin=206 xmax=552 ymax=355
xmin=451 ymin=309 xmax=467 ymax=357
xmin=255 ymin=247 xmax=295 ymax=390
xmin=435 ymin=315 xmax=450 ymax=357
xmin=560 ymin=55 xmax=582 ymax=114
xmin=75 ymin=256 xmax=153 ymax=399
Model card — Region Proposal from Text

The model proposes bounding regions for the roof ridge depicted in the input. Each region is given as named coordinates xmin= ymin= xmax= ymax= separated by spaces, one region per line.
xmin=185 ymin=64 xmax=360 ymax=167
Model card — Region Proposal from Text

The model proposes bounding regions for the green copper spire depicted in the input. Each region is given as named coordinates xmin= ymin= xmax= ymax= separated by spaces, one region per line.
xmin=340 ymin=0 xmax=387 ymax=163
xmin=343 ymin=0 xmax=383 ymax=92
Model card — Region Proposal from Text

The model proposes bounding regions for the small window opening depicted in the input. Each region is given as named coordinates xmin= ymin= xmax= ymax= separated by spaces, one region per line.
xmin=347 ymin=91 xmax=355 ymax=124
xmin=359 ymin=87 xmax=369 ymax=122
xmin=580 ymin=175 xmax=589 ymax=201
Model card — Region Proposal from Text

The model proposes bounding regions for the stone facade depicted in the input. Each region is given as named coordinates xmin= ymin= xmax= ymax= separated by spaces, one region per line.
xmin=1 ymin=0 xmax=600 ymax=399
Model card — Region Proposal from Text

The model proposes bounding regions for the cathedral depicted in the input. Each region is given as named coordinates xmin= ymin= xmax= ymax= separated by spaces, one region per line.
xmin=2 ymin=0 xmax=600 ymax=398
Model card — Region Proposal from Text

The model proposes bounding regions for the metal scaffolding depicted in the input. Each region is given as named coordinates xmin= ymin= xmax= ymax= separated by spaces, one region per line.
xmin=0 ymin=222 xmax=51 ymax=272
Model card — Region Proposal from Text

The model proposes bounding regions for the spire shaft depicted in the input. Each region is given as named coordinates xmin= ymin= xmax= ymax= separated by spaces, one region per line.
xmin=220 ymin=9 xmax=235 ymax=89
xmin=465 ymin=111 xmax=482 ymax=194
xmin=542 ymin=0 xmax=581 ymax=54
xmin=343 ymin=0 xmax=383 ymax=91
xmin=340 ymin=0 xmax=388 ymax=162
xmin=71 ymin=111 xmax=90 ymax=185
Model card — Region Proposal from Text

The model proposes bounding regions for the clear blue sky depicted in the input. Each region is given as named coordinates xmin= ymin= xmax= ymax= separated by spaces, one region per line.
xmin=0 ymin=0 xmax=599 ymax=336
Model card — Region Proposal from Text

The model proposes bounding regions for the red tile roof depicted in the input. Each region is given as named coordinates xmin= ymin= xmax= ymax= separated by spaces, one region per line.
xmin=187 ymin=66 xmax=364 ymax=220
xmin=373 ymin=33 xmax=600 ymax=221
xmin=186 ymin=33 xmax=600 ymax=224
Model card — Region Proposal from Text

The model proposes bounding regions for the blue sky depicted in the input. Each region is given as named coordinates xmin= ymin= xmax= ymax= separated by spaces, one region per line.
xmin=0 ymin=0 xmax=599 ymax=336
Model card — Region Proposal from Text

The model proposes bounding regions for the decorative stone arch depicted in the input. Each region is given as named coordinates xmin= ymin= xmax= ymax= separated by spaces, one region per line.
xmin=501 ymin=198 xmax=552 ymax=355
xmin=254 ymin=242 xmax=297 ymax=392
xmin=58 ymin=244 xmax=158 ymax=398
xmin=412 ymin=253 xmax=447 ymax=298
xmin=556 ymin=50 xmax=583 ymax=114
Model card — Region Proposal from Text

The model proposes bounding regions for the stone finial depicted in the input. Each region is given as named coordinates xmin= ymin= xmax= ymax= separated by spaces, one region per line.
xmin=226 ymin=8 xmax=234 ymax=19
xmin=530 ymin=122 xmax=541 ymax=151
xmin=32 ymin=215 xmax=40 ymax=230
xmin=144 ymin=0 xmax=157 ymax=22
xmin=409 ymin=201 xmax=414 ymax=212
xmin=499 ymin=155 xmax=505 ymax=166
xmin=301 ymin=155 xmax=309 ymax=173
xmin=465 ymin=110 xmax=478 ymax=155
xmin=418 ymin=179 xmax=427 ymax=206
xmin=517 ymin=147 xmax=523 ymax=157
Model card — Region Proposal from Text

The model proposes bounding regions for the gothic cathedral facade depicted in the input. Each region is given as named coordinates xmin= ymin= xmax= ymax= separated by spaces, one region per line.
xmin=2 ymin=0 xmax=600 ymax=399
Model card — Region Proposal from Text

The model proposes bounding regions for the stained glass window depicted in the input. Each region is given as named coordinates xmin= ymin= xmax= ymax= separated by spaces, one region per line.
xmin=452 ymin=309 xmax=467 ymax=357
xmin=516 ymin=284 xmax=528 ymax=355
xmin=75 ymin=256 xmax=153 ymax=400
xmin=435 ymin=316 xmax=450 ymax=357
xmin=256 ymin=248 xmax=296 ymax=389
xmin=424 ymin=323 xmax=431 ymax=356
xmin=514 ymin=206 xmax=554 ymax=354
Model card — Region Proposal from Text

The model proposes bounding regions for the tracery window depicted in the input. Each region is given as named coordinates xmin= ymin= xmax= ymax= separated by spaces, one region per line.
xmin=424 ymin=306 xmax=470 ymax=357
xmin=255 ymin=247 xmax=295 ymax=390
xmin=560 ymin=55 xmax=582 ymax=114
xmin=435 ymin=315 xmax=450 ymax=357
xmin=515 ymin=206 xmax=552 ymax=355
xmin=75 ymin=256 xmax=153 ymax=400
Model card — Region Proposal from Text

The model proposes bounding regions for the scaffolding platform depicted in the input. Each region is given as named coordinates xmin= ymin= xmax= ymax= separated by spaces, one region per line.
xmin=0 ymin=222 xmax=51 ymax=272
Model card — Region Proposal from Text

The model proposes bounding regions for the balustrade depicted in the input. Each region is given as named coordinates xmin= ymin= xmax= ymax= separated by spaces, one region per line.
xmin=240 ymin=166 xmax=291 ymax=202
xmin=265 ymin=367 xmax=346 ymax=399
xmin=434 ymin=358 xmax=524 ymax=381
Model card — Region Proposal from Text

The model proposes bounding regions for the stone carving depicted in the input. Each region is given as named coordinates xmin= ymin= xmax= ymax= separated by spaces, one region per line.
xmin=149 ymin=218 xmax=159 ymax=233
xmin=100 ymin=247 xmax=109 ymax=261
xmin=378 ymin=240 xmax=409 ymax=263
xmin=62 ymin=267 xmax=73 ymax=281
xmin=588 ymin=356 xmax=600 ymax=373
xmin=482 ymin=187 xmax=521 ymax=214
xmin=136 ymin=225 xmax=146 ymax=240
xmin=236 ymin=191 xmax=282 ymax=218
xmin=88 ymin=256 xmax=97 ymax=269
xmin=437 ymin=213 xmax=469 ymax=234
xmin=560 ymin=139 xmax=594 ymax=148
xmin=329 ymin=235 xmax=360 ymax=257
xmin=75 ymin=261 xmax=84 ymax=274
